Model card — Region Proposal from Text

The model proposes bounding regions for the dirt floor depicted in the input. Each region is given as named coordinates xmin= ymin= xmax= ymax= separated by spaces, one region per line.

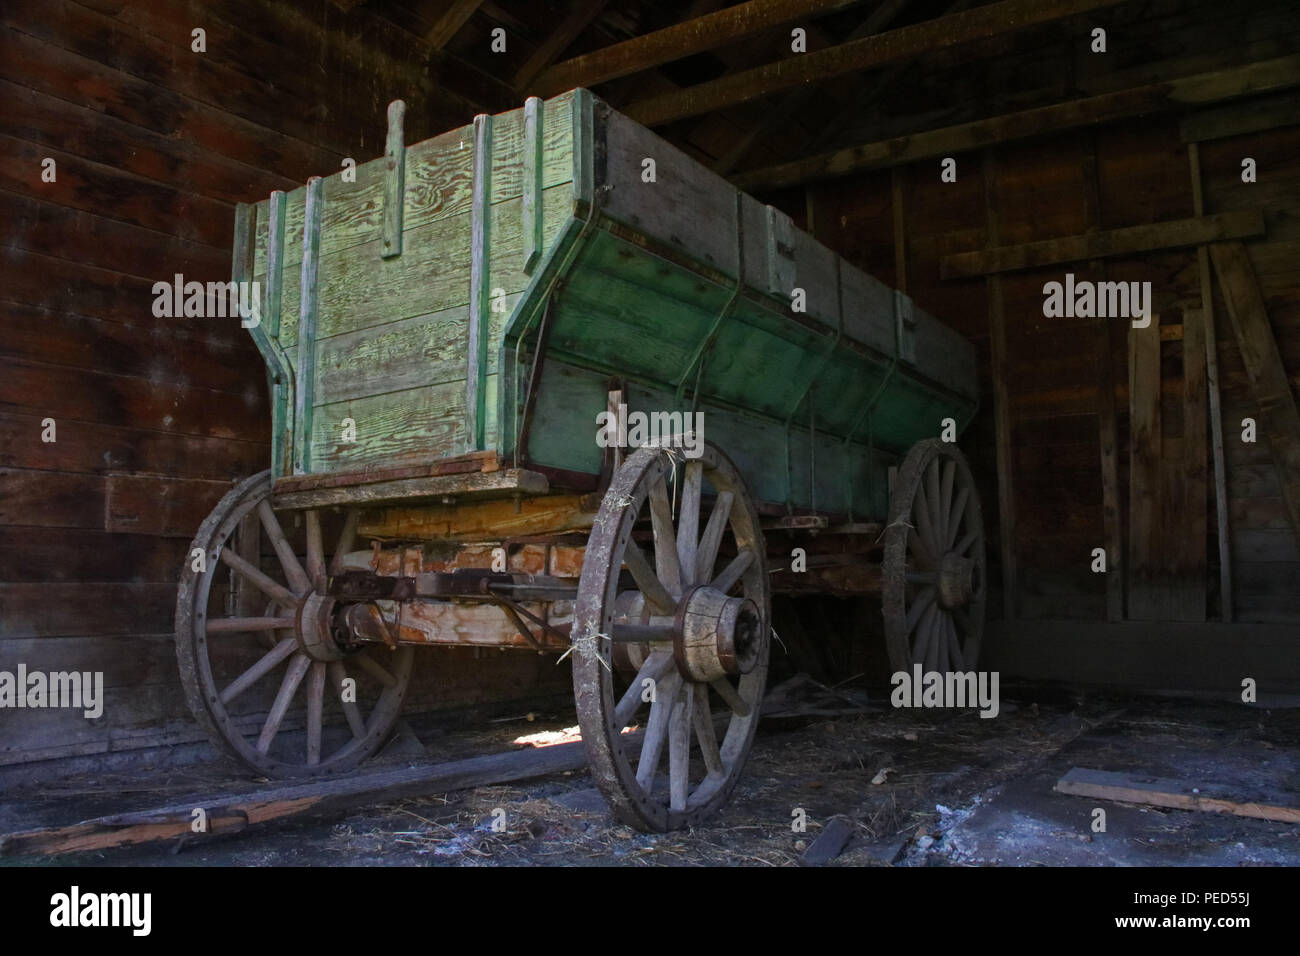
xmin=3 ymin=682 xmax=1298 ymax=867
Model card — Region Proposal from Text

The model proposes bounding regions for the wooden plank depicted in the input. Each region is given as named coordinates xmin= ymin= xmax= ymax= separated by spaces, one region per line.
xmin=984 ymin=151 xmax=1017 ymax=619
xmin=1210 ymin=242 xmax=1300 ymax=543
xmin=522 ymin=96 xmax=544 ymax=275
xmin=799 ymin=814 xmax=856 ymax=866
xmin=513 ymin=0 xmax=609 ymax=91
xmin=626 ymin=0 xmax=1129 ymax=126
xmin=940 ymin=210 xmax=1265 ymax=278
xmin=466 ymin=113 xmax=493 ymax=452
xmin=1180 ymin=90 xmax=1300 ymax=143
xmin=1181 ymin=307 xmax=1209 ymax=622
xmin=0 ymin=470 xmax=104 ymax=530
xmin=1127 ymin=318 xmax=1162 ymax=621
xmin=272 ymin=451 xmax=498 ymax=493
xmin=382 ymin=100 xmax=406 ymax=259
xmin=104 ymin=474 xmax=232 ymax=537
xmin=1188 ymin=144 xmax=1233 ymax=621
xmin=270 ymin=468 xmax=549 ymax=511
xmin=0 ymin=739 xmax=594 ymax=858
xmin=1054 ymin=768 xmax=1300 ymax=824
xmin=734 ymin=54 xmax=1300 ymax=189
xmin=265 ymin=189 xmax=292 ymax=478
xmin=425 ymin=0 xmax=485 ymax=49
xmin=293 ymin=176 xmax=323 ymax=475
xmin=533 ymin=0 xmax=869 ymax=96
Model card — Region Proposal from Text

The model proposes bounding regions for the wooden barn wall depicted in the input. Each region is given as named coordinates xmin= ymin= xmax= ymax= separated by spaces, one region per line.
xmin=0 ymin=0 xmax=568 ymax=770
xmin=789 ymin=0 xmax=1300 ymax=629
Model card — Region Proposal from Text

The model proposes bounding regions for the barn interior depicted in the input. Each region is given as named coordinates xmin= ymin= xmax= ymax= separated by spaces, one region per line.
xmin=2 ymin=0 xmax=1299 ymax=866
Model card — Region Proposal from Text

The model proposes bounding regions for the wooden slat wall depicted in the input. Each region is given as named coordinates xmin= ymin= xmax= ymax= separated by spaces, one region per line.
xmin=789 ymin=0 xmax=1300 ymax=625
xmin=0 ymin=0 xmax=568 ymax=769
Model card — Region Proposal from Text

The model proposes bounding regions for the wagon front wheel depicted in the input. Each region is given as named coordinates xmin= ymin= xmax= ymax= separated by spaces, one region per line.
xmin=571 ymin=442 xmax=770 ymax=832
xmin=882 ymin=439 xmax=987 ymax=674
xmin=175 ymin=471 xmax=414 ymax=777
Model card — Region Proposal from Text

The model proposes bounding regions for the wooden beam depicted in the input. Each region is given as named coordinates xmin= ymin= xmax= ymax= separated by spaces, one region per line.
xmin=1188 ymin=143 xmax=1233 ymax=622
xmin=0 ymin=740 xmax=593 ymax=858
xmin=626 ymin=0 xmax=1128 ymax=127
xmin=1209 ymin=242 xmax=1300 ymax=543
xmin=1055 ymin=768 xmax=1300 ymax=824
xmin=1127 ymin=315 xmax=1161 ymax=621
xmin=939 ymin=210 xmax=1265 ymax=278
xmin=426 ymin=0 xmax=485 ymax=49
xmin=983 ymin=150 xmax=1017 ymax=620
xmin=514 ymin=0 xmax=609 ymax=91
xmin=532 ymin=0 xmax=868 ymax=98
xmin=734 ymin=55 xmax=1300 ymax=190
xmin=1182 ymin=306 xmax=1209 ymax=623
xmin=710 ymin=0 xmax=912 ymax=175
xmin=1180 ymin=90 xmax=1300 ymax=144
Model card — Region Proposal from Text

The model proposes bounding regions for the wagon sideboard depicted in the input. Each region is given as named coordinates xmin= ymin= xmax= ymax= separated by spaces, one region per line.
xmin=235 ymin=89 xmax=978 ymax=521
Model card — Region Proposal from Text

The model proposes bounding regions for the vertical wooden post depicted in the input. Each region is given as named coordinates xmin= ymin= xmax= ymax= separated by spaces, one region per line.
xmin=982 ymin=149 xmax=1017 ymax=619
xmin=265 ymin=190 xmax=290 ymax=477
xmin=382 ymin=100 xmax=406 ymax=259
xmin=293 ymin=176 xmax=323 ymax=476
xmin=466 ymin=113 xmax=494 ymax=451
xmin=1183 ymin=307 xmax=1209 ymax=623
xmin=891 ymin=166 xmax=907 ymax=294
xmin=1082 ymin=132 xmax=1123 ymax=621
xmin=1128 ymin=314 xmax=1161 ymax=619
xmin=523 ymin=97 xmax=544 ymax=274
xmin=1188 ymin=143 xmax=1233 ymax=621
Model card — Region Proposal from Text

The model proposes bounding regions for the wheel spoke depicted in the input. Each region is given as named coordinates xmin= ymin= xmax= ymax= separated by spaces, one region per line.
xmin=709 ymin=676 xmax=751 ymax=717
xmin=946 ymin=613 xmax=964 ymax=671
xmin=635 ymin=671 xmax=680 ymax=790
xmin=206 ymin=615 xmax=295 ymax=634
xmin=330 ymin=509 xmax=359 ymax=575
xmin=328 ymin=661 xmax=367 ymax=739
xmin=955 ymin=528 xmax=981 ymax=557
xmin=693 ymin=683 xmax=724 ymax=778
xmin=257 ymin=500 xmax=312 ymax=596
xmin=946 ymin=485 xmax=970 ymax=551
xmin=257 ymin=652 xmax=311 ymax=753
xmin=675 ymin=461 xmax=702 ymax=588
xmin=648 ymin=476 xmax=683 ymax=597
xmin=923 ymin=608 xmax=941 ymax=672
xmin=614 ymin=651 xmax=674 ymax=727
xmin=912 ymin=603 xmax=938 ymax=667
xmin=306 ymin=661 xmax=326 ymax=765
xmin=907 ymin=529 xmax=936 ymax=570
xmin=926 ymin=461 xmax=945 ymax=548
xmin=694 ymin=491 xmax=734 ymax=585
xmin=938 ymin=461 xmax=955 ymax=547
xmin=305 ymin=510 xmax=326 ymax=591
xmin=904 ymin=586 xmax=936 ymax=635
xmin=219 ymin=636 xmax=297 ymax=704
xmin=936 ymin=613 xmax=951 ymax=673
xmin=623 ymin=540 xmax=676 ymax=614
xmin=355 ymin=650 xmax=397 ymax=688
xmin=912 ymin=481 xmax=941 ymax=564
xmin=219 ymin=547 xmax=297 ymax=608
xmin=710 ymin=548 xmax=755 ymax=595
xmin=668 ymin=682 xmax=692 ymax=812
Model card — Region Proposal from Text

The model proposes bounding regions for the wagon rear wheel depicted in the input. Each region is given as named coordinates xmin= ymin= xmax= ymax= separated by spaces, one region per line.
xmin=572 ymin=442 xmax=769 ymax=832
xmin=175 ymin=471 xmax=413 ymax=777
xmin=882 ymin=439 xmax=987 ymax=674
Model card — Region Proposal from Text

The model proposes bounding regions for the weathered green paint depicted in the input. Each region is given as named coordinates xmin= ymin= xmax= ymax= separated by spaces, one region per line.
xmin=264 ymin=190 xmax=291 ymax=476
xmin=240 ymin=89 xmax=976 ymax=520
xmin=293 ymin=176 xmax=323 ymax=475
xmin=382 ymin=100 xmax=406 ymax=259
xmin=466 ymin=113 xmax=493 ymax=451
xmin=523 ymin=96 xmax=544 ymax=275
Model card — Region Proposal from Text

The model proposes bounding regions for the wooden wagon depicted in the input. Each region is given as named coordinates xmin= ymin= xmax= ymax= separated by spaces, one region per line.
xmin=175 ymin=89 xmax=984 ymax=831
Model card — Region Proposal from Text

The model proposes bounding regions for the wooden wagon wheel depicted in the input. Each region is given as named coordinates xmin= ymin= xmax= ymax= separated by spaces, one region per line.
xmin=572 ymin=442 xmax=770 ymax=832
xmin=882 ymin=439 xmax=987 ymax=674
xmin=175 ymin=471 xmax=413 ymax=777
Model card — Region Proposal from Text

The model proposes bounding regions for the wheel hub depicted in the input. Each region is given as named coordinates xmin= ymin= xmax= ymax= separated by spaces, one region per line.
xmin=937 ymin=552 xmax=978 ymax=609
xmin=294 ymin=592 xmax=348 ymax=661
xmin=673 ymin=585 xmax=761 ymax=682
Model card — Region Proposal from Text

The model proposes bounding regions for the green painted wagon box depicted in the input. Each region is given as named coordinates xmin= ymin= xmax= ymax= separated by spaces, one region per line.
xmin=235 ymin=89 xmax=977 ymax=519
